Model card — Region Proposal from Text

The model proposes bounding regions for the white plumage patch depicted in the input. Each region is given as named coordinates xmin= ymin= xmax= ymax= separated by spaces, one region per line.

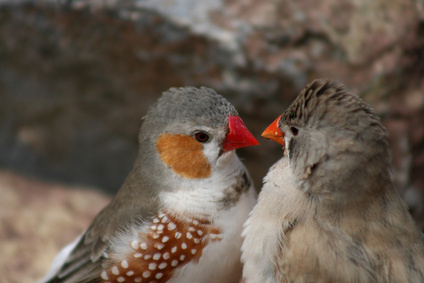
xmin=38 ymin=234 xmax=82 ymax=283
xmin=242 ymin=157 xmax=307 ymax=283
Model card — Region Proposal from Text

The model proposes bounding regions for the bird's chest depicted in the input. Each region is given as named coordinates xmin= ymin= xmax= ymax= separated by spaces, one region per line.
xmin=100 ymin=211 xmax=223 ymax=282
xmin=242 ymin=201 xmax=285 ymax=283
xmin=242 ymin=158 xmax=310 ymax=283
xmin=100 ymin=160 xmax=254 ymax=282
xmin=101 ymin=191 xmax=253 ymax=283
xmin=167 ymin=190 xmax=255 ymax=283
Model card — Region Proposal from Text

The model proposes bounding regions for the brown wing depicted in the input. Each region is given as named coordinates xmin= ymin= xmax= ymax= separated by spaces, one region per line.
xmin=43 ymin=185 xmax=160 ymax=283
xmin=43 ymin=205 xmax=114 ymax=283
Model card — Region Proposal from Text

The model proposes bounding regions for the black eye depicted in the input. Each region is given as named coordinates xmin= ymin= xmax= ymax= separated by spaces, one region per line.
xmin=194 ymin=131 xmax=210 ymax=142
xmin=290 ymin=127 xmax=298 ymax=136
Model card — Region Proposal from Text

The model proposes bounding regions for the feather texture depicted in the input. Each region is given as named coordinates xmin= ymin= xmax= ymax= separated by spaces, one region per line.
xmin=243 ymin=79 xmax=424 ymax=282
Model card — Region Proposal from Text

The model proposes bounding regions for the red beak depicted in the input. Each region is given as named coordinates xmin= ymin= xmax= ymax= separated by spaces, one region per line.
xmin=261 ymin=115 xmax=285 ymax=146
xmin=223 ymin=116 xmax=259 ymax=153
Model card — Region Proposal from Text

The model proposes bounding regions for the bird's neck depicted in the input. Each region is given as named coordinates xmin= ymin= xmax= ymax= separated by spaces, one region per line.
xmin=121 ymin=143 xmax=248 ymax=221
xmin=272 ymin=140 xmax=394 ymax=219
xmin=311 ymin=152 xmax=394 ymax=214
xmin=158 ymin=152 xmax=248 ymax=221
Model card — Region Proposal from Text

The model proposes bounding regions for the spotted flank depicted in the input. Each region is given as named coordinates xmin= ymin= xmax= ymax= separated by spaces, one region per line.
xmin=100 ymin=211 xmax=222 ymax=282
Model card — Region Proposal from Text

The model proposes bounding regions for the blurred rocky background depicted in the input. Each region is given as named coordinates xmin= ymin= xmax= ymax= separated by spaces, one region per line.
xmin=1 ymin=0 xmax=423 ymax=282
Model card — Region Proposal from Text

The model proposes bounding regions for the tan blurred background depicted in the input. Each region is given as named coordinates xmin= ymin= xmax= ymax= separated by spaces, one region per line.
xmin=1 ymin=0 xmax=424 ymax=282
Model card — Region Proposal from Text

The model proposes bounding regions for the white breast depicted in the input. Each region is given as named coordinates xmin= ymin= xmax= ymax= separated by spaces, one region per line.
xmin=241 ymin=157 xmax=306 ymax=283
xmin=169 ymin=187 xmax=256 ymax=283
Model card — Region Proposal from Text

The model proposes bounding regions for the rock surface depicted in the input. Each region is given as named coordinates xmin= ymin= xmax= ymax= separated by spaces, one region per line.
xmin=0 ymin=171 xmax=110 ymax=283
xmin=1 ymin=1 xmax=424 ymax=280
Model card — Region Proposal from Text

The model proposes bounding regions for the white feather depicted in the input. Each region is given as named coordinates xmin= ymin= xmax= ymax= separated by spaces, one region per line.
xmin=39 ymin=234 xmax=81 ymax=283
xmin=242 ymin=157 xmax=307 ymax=283
xmin=168 ymin=187 xmax=256 ymax=283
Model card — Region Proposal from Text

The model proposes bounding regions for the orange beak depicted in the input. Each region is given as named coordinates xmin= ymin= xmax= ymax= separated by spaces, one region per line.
xmin=261 ymin=115 xmax=285 ymax=146
xmin=223 ymin=116 xmax=259 ymax=152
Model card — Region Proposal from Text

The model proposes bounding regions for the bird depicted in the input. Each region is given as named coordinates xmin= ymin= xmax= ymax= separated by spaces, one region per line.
xmin=41 ymin=86 xmax=259 ymax=283
xmin=241 ymin=79 xmax=424 ymax=282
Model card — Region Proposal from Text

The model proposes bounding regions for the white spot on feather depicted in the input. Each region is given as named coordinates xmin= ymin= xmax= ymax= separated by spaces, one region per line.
xmin=167 ymin=222 xmax=177 ymax=230
xmin=143 ymin=271 xmax=151 ymax=278
xmin=131 ymin=240 xmax=139 ymax=250
xmin=149 ymin=263 xmax=157 ymax=270
xmin=159 ymin=262 xmax=167 ymax=269
xmin=111 ymin=266 xmax=119 ymax=275
xmin=121 ymin=260 xmax=128 ymax=269
xmin=101 ymin=271 xmax=109 ymax=280
xmin=126 ymin=270 xmax=134 ymax=276
xmin=155 ymin=243 xmax=165 ymax=250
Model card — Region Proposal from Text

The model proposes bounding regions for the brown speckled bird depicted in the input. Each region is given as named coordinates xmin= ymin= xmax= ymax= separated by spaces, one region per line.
xmin=242 ymin=79 xmax=424 ymax=282
xmin=41 ymin=86 xmax=258 ymax=283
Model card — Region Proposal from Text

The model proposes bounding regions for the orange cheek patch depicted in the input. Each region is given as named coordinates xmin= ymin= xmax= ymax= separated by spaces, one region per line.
xmin=156 ymin=134 xmax=211 ymax=179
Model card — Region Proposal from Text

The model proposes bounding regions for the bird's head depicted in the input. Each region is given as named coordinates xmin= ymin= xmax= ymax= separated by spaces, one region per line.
xmin=262 ymin=79 xmax=390 ymax=204
xmin=139 ymin=86 xmax=258 ymax=183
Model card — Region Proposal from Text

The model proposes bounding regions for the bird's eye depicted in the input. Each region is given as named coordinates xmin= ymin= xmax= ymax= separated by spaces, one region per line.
xmin=194 ymin=131 xmax=210 ymax=142
xmin=290 ymin=127 xmax=299 ymax=136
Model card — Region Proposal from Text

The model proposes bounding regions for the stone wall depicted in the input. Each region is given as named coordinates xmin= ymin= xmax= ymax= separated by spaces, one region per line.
xmin=1 ymin=1 xmax=424 ymax=281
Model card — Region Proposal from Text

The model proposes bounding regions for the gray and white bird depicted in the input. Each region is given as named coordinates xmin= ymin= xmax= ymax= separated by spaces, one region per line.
xmin=41 ymin=86 xmax=258 ymax=283
xmin=242 ymin=79 xmax=424 ymax=282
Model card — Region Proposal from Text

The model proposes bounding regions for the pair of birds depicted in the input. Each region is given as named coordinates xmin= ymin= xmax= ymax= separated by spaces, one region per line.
xmin=42 ymin=79 xmax=424 ymax=283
